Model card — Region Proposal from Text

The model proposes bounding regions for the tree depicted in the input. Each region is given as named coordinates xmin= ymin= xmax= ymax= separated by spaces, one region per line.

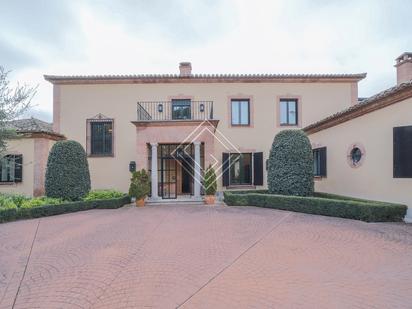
xmin=45 ymin=140 xmax=91 ymax=200
xmin=128 ymin=169 xmax=150 ymax=200
xmin=204 ymin=165 xmax=217 ymax=196
xmin=267 ymin=129 xmax=314 ymax=196
xmin=0 ymin=66 xmax=36 ymax=152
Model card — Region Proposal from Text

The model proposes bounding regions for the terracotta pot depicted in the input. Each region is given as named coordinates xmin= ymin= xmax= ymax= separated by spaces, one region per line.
xmin=204 ymin=195 xmax=215 ymax=205
xmin=135 ymin=198 xmax=145 ymax=207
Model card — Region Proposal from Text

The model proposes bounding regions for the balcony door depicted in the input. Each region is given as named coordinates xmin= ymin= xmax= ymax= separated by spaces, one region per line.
xmin=172 ymin=99 xmax=191 ymax=120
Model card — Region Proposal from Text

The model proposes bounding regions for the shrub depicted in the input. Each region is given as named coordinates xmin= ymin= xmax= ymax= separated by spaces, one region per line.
xmin=0 ymin=194 xmax=28 ymax=208
xmin=0 ymin=199 xmax=17 ymax=210
xmin=0 ymin=195 xmax=130 ymax=223
xmin=204 ymin=165 xmax=217 ymax=195
xmin=267 ymin=130 xmax=314 ymax=196
xmin=129 ymin=169 xmax=150 ymax=200
xmin=223 ymin=191 xmax=407 ymax=222
xmin=20 ymin=197 xmax=62 ymax=209
xmin=83 ymin=189 xmax=125 ymax=201
xmin=45 ymin=140 xmax=91 ymax=201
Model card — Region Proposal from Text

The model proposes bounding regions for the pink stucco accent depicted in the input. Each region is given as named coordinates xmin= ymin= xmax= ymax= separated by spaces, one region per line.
xmin=166 ymin=95 xmax=195 ymax=101
xmin=227 ymin=95 xmax=254 ymax=128
xmin=135 ymin=122 xmax=216 ymax=169
xmin=53 ymin=85 xmax=61 ymax=133
xmin=33 ymin=138 xmax=50 ymax=196
xmin=347 ymin=143 xmax=366 ymax=169
xmin=276 ymin=95 xmax=302 ymax=128
xmin=86 ymin=117 xmax=115 ymax=157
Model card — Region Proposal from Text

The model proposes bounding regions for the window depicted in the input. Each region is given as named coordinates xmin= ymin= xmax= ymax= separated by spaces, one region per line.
xmin=350 ymin=147 xmax=362 ymax=165
xmin=172 ymin=99 xmax=191 ymax=120
xmin=280 ymin=99 xmax=298 ymax=126
xmin=90 ymin=120 xmax=113 ymax=156
xmin=222 ymin=152 xmax=263 ymax=186
xmin=0 ymin=155 xmax=22 ymax=183
xmin=231 ymin=99 xmax=250 ymax=126
xmin=229 ymin=153 xmax=252 ymax=185
xmin=347 ymin=144 xmax=365 ymax=168
xmin=313 ymin=147 xmax=327 ymax=177
xmin=394 ymin=125 xmax=412 ymax=178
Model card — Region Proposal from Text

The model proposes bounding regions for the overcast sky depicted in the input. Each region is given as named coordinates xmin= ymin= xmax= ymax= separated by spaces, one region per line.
xmin=1 ymin=0 xmax=411 ymax=122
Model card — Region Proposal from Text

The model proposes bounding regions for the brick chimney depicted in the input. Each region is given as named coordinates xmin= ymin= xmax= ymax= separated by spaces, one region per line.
xmin=395 ymin=52 xmax=412 ymax=85
xmin=179 ymin=62 xmax=192 ymax=77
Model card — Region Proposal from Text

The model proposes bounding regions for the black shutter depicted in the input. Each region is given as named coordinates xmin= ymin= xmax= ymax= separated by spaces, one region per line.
xmin=14 ymin=155 xmax=23 ymax=182
xmin=222 ymin=153 xmax=229 ymax=186
xmin=253 ymin=152 xmax=263 ymax=185
xmin=320 ymin=147 xmax=327 ymax=177
xmin=394 ymin=126 xmax=412 ymax=178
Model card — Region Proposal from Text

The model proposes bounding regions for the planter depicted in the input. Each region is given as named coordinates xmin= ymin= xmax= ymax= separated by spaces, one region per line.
xmin=135 ymin=198 xmax=145 ymax=207
xmin=204 ymin=195 xmax=215 ymax=205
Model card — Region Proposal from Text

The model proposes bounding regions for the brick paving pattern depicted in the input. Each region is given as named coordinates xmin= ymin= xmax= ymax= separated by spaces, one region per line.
xmin=0 ymin=204 xmax=411 ymax=308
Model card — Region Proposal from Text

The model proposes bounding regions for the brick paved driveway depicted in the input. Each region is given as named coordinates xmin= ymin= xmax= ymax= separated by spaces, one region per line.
xmin=1 ymin=204 xmax=411 ymax=308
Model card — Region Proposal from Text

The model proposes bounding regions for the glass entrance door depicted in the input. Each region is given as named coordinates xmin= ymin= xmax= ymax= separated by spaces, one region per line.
xmin=161 ymin=157 xmax=177 ymax=199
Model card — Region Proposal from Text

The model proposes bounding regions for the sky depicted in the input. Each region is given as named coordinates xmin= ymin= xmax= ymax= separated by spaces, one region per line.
xmin=1 ymin=0 xmax=411 ymax=122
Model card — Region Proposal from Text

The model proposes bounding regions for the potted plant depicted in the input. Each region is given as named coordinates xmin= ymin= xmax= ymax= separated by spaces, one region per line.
xmin=129 ymin=169 xmax=150 ymax=207
xmin=204 ymin=165 xmax=217 ymax=205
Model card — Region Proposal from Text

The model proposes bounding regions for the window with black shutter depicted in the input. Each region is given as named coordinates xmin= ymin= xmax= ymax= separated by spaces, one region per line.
xmin=0 ymin=154 xmax=23 ymax=183
xmin=394 ymin=126 xmax=412 ymax=178
xmin=89 ymin=120 xmax=113 ymax=156
xmin=223 ymin=152 xmax=264 ymax=187
xmin=313 ymin=147 xmax=327 ymax=177
xmin=229 ymin=153 xmax=252 ymax=185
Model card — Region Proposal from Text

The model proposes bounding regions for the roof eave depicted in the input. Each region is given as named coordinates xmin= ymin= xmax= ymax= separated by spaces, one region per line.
xmin=15 ymin=131 xmax=66 ymax=141
xmin=44 ymin=73 xmax=367 ymax=85
xmin=304 ymin=84 xmax=412 ymax=135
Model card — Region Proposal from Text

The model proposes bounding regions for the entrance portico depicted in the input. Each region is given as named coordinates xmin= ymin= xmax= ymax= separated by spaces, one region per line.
xmin=149 ymin=142 xmax=204 ymax=200
xmin=132 ymin=120 xmax=218 ymax=201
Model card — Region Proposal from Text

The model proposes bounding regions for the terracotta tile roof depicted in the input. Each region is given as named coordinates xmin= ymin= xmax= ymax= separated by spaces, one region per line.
xmin=6 ymin=117 xmax=65 ymax=139
xmin=304 ymin=80 xmax=412 ymax=134
xmin=44 ymin=73 xmax=367 ymax=84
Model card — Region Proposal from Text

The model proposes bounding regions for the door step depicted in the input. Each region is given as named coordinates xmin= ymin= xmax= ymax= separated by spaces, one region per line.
xmin=146 ymin=197 xmax=204 ymax=206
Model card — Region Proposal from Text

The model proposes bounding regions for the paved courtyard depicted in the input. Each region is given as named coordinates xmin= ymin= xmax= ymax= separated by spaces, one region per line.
xmin=0 ymin=204 xmax=411 ymax=308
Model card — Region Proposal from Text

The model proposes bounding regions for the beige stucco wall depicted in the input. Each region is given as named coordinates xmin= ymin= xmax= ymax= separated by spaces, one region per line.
xmin=0 ymin=137 xmax=55 ymax=197
xmin=308 ymin=97 xmax=412 ymax=220
xmin=57 ymin=82 xmax=355 ymax=192
xmin=0 ymin=138 xmax=35 ymax=196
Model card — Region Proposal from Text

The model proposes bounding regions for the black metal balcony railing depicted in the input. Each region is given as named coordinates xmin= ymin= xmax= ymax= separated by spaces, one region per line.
xmin=137 ymin=101 xmax=214 ymax=121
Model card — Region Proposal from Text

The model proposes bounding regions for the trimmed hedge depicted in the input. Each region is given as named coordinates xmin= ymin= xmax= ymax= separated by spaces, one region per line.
xmin=268 ymin=130 xmax=314 ymax=196
xmin=224 ymin=191 xmax=407 ymax=222
xmin=45 ymin=140 xmax=91 ymax=201
xmin=0 ymin=195 xmax=130 ymax=223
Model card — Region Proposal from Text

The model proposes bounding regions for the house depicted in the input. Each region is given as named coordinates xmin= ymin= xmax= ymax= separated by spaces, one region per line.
xmin=0 ymin=118 xmax=65 ymax=196
xmin=304 ymin=52 xmax=412 ymax=222
xmin=44 ymin=62 xmax=365 ymax=201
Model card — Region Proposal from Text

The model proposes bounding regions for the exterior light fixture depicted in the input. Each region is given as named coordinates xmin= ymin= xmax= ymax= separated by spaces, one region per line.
xmin=129 ymin=161 xmax=136 ymax=173
xmin=199 ymin=103 xmax=205 ymax=112
xmin=158 ymin=104 xmax=163 ymax=113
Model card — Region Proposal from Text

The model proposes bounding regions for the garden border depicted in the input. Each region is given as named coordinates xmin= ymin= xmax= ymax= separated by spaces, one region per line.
xmin=0 ymin=195 xmax=131 ymax=223
xmin=224 ymin=191 xmax=407 ymax=222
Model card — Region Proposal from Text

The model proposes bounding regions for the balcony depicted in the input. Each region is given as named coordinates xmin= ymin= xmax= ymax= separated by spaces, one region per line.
xmin=136 ymin=100 xmax=214 ymax=122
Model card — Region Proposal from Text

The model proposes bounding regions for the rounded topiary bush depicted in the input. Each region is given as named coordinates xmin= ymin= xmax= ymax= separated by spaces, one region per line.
xmin=45 ymin=140 xmax=91 ymax=201
xmin=267 ymin=129 xmax=314 ymax=196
